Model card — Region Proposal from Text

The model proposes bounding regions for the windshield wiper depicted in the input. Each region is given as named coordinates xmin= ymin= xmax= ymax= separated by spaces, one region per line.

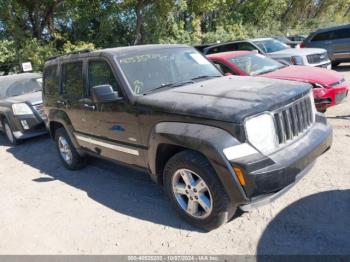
xmin=144 ymin=80 xmax=195 ymax=94
xmin=191 ymin=75 xmax=221 ymax=81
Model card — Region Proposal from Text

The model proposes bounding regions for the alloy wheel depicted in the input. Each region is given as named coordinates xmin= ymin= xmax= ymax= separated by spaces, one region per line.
xmin=58 ymin=136 xmax=73 ymax=165
xmin=172 ymin=168 xmax=213 ymax=219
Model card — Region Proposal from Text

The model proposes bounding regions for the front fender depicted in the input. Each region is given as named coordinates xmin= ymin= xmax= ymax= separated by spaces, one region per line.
xmin=148 ymin=122 xmax=249 ymax=204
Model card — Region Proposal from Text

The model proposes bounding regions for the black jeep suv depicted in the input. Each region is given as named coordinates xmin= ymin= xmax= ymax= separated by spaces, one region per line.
xmin=43 ymin=45 xmax=332 ymax=231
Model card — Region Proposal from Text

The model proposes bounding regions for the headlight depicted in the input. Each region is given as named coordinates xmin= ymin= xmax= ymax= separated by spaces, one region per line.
xmin=245 ymin=113 xmax=278 ymax=154
xmin=291 ymin=56 xmax=304 ymax=65
xmin=12 ymin=103 xmax=33 ymax=115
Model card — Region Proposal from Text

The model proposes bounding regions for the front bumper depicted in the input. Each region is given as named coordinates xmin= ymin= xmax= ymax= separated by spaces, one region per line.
xmin=230 ymin=114 xmax=332 ymax=207
xmin=8 ymin=114 xmax=47 ymax=140
xmin=315 ymin=86 xmax=348 ymax=111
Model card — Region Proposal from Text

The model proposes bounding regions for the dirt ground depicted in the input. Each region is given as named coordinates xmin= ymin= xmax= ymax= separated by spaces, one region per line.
xmin=0 ymin=65 xmax=349 ymax=255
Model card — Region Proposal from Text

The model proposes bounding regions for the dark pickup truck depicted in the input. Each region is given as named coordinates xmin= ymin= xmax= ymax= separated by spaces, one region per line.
xmin=43 ymin=45 xmax=332 ymax=231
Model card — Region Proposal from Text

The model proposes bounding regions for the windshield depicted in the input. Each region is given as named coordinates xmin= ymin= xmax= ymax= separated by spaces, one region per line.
xmin=253 ymin=39 xmax=289 ymax=53
xmin=229 ymin=54 xmax=286 ymax=75
xmin=116 ymin=47 xmax=221 ymax=94
xmin=5 ymin=78 xmax=42 ymax=97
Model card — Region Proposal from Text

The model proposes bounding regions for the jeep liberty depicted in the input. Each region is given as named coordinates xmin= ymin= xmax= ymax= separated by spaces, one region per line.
xmin=43 ymin=45 xmax=332 ymax=230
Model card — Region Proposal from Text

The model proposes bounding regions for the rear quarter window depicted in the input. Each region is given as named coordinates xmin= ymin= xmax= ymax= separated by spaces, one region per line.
xmin=43 ymin=65 xmax=59 ymax=95
xmin=311 ymin=31 xmax=331 ymax=42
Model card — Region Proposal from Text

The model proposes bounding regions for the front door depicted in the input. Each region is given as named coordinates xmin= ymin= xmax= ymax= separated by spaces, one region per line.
xmin=74 ymin=59 xmax=144 ymax=166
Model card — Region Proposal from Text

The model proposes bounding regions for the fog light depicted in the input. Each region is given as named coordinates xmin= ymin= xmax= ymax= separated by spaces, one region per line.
xmin=233 ymin=166 xmax=246 ymax=186
xmin=21 ymin=120 xmax=29 ymax=130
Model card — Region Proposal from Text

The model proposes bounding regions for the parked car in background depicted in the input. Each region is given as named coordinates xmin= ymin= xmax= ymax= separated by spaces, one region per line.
xmin=273 ymin=36 xmax=301 ymax=48
xmin=43 ymin=45 xmax=332 ymax=230
xmin=0 ymin=73 xmax=47 ymax=145
xmin=301 ymin=24 xmax=350 ymax=67
xmin=207 ymin=51 xmax=348 ymax=112
xmin=287 ymin=35 xmax=307 ymax=42
xmin=203 ymin=38 xmax=331 ymax=69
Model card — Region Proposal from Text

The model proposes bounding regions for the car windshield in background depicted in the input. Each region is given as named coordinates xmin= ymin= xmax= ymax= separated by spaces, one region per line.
xmin=5 ymin=78 xmax=42 ymax=97
xmin=116 ymin=47 xmax=221 ymax=94
xmin=253 ymin=39 xmax=290 ymax=53
xmin=230 ymin=54 xmax=285 ymax=76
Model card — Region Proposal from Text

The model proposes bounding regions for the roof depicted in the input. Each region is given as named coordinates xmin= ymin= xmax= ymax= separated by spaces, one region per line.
xmin=314 ymin=23 xmax=350 ymax=33
xmin=45 ymin=44 xmax=190 ymax=64
xmin=0 ymin=73 xmax=42 ymax=98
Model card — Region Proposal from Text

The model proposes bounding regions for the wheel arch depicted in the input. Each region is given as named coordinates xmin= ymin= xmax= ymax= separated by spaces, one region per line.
xmin=148 ymin=122 xmax=248 ymax=204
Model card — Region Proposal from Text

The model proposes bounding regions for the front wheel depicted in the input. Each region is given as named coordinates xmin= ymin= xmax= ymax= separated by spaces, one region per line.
xmin=2 ymin=119 xmax=19 ymax=145
xmin=164 ymin=150 xmax=235 ymax=231
xmin=55 ymin=127 xmax=86 ymax=170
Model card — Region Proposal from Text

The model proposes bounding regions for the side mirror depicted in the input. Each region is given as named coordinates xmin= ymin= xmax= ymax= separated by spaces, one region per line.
xmin=91 ymin=85 xmax=121 ymax=103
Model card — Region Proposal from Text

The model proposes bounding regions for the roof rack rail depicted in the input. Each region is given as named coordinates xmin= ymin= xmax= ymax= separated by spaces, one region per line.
xmin=46 ymin=48 xmax=93 ymax=61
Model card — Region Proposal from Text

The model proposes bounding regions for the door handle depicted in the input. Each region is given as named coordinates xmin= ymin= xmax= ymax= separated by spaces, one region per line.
xmin=83 ymin=104 xmax=96 ymax=111
xmin=56 ymin=100 xmax=66 ymax=107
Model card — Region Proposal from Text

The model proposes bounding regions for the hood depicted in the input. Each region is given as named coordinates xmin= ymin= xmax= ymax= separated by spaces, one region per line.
xmin=261 ymin=65 xmax=343 ymax=87
xmin=268 ymin=47 xmax=327 ymax=57
xmin=136 ymin=76 xmax=311 ymax=123
xmin=3 ymin=91 xmax=43 ymax=105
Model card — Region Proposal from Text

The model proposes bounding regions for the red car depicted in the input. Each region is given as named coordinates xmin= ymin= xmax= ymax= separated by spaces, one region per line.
xmin=207 ymin=51 xmax=348 ymax=112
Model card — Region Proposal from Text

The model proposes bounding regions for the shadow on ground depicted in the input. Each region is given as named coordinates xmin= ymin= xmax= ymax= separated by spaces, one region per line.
xmin=257 ymin=190 xmax=350 ymax=255
xmin=1 ymin=134 xmax=199 ymax=232
xmin=327 ymin=115 xmax=350 ymax=120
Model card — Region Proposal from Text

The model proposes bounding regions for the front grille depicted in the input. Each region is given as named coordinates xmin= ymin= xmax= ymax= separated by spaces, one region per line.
xmin=307 ymin=52 xmax=328 ymax=64
xmin=330 ymin=78 xmax=345 ymax=87
xmin=32 ymin=103 xmax=47 ymax=120
xmin=273 ymin=96 xmax=314 ymax=144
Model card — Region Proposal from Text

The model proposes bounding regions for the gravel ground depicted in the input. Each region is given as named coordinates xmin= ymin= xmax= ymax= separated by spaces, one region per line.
xmin=0 ymin=65 xmax=349 ymax=255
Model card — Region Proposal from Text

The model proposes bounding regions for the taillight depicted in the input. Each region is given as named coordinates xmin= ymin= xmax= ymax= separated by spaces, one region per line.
xmin=300 ymin=42 xmax=305 ymax=48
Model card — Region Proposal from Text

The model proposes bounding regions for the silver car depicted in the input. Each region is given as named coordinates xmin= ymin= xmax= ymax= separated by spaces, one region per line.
xmin=301 ymin=24 xmax=350 ymax=67
xmin=202 ymin=38 xmax=331 ymax=69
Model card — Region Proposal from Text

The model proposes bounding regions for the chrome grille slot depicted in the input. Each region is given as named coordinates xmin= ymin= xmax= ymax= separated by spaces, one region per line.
xmin=274 ymin=95 xmax=314 ymax=145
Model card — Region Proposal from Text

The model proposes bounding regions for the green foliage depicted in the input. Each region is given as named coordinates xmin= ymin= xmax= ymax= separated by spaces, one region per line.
xmin=0 ymin=0 xmax=349 ymax=73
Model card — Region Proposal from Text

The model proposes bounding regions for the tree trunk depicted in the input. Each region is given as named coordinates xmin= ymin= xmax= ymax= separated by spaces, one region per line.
xmin=134 ymin=0 xmax=143 ymax=45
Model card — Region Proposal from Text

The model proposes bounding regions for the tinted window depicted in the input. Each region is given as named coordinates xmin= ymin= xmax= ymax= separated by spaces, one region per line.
xmin=88 ymin=60 xmax=119 ymax=93
xmin=62 ymin=62 xmax=84 ymax=98
xmin=332 ymin=28 xmax=350 ymax=39
xmin=43 ymin=65 xmax=59 ymax=95
xmin=206 ymin=43 xmax=238 ymax=54
xmin=236 ymin=42 xmax=258 ymax=51
xmin=311 ymin=32 xmax=331 ymax=42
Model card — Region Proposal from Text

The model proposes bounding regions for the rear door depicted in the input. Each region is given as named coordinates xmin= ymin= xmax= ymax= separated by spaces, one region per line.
xmin=60 ymin=61 xmax=87 ymax=133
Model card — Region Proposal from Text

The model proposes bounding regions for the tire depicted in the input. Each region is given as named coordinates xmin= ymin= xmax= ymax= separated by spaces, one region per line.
xmin=163 ymin=150 xmax=235 ymax=231
xmin=2 ymin=119 xmax=19 ymax=146
xmin=331 ymin=62 xmax=340 ymax=68
xmin=55 ymin=127 xmax=86 ymax=170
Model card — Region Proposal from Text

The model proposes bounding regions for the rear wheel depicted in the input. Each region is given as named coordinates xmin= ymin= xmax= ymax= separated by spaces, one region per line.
xmin=55 ymin=127 xmax=86 ymax=170
xmin=2 ymin=119 xmax=19 ymax=145
xmin=164 ymin=150 xmax=235 ymax=231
